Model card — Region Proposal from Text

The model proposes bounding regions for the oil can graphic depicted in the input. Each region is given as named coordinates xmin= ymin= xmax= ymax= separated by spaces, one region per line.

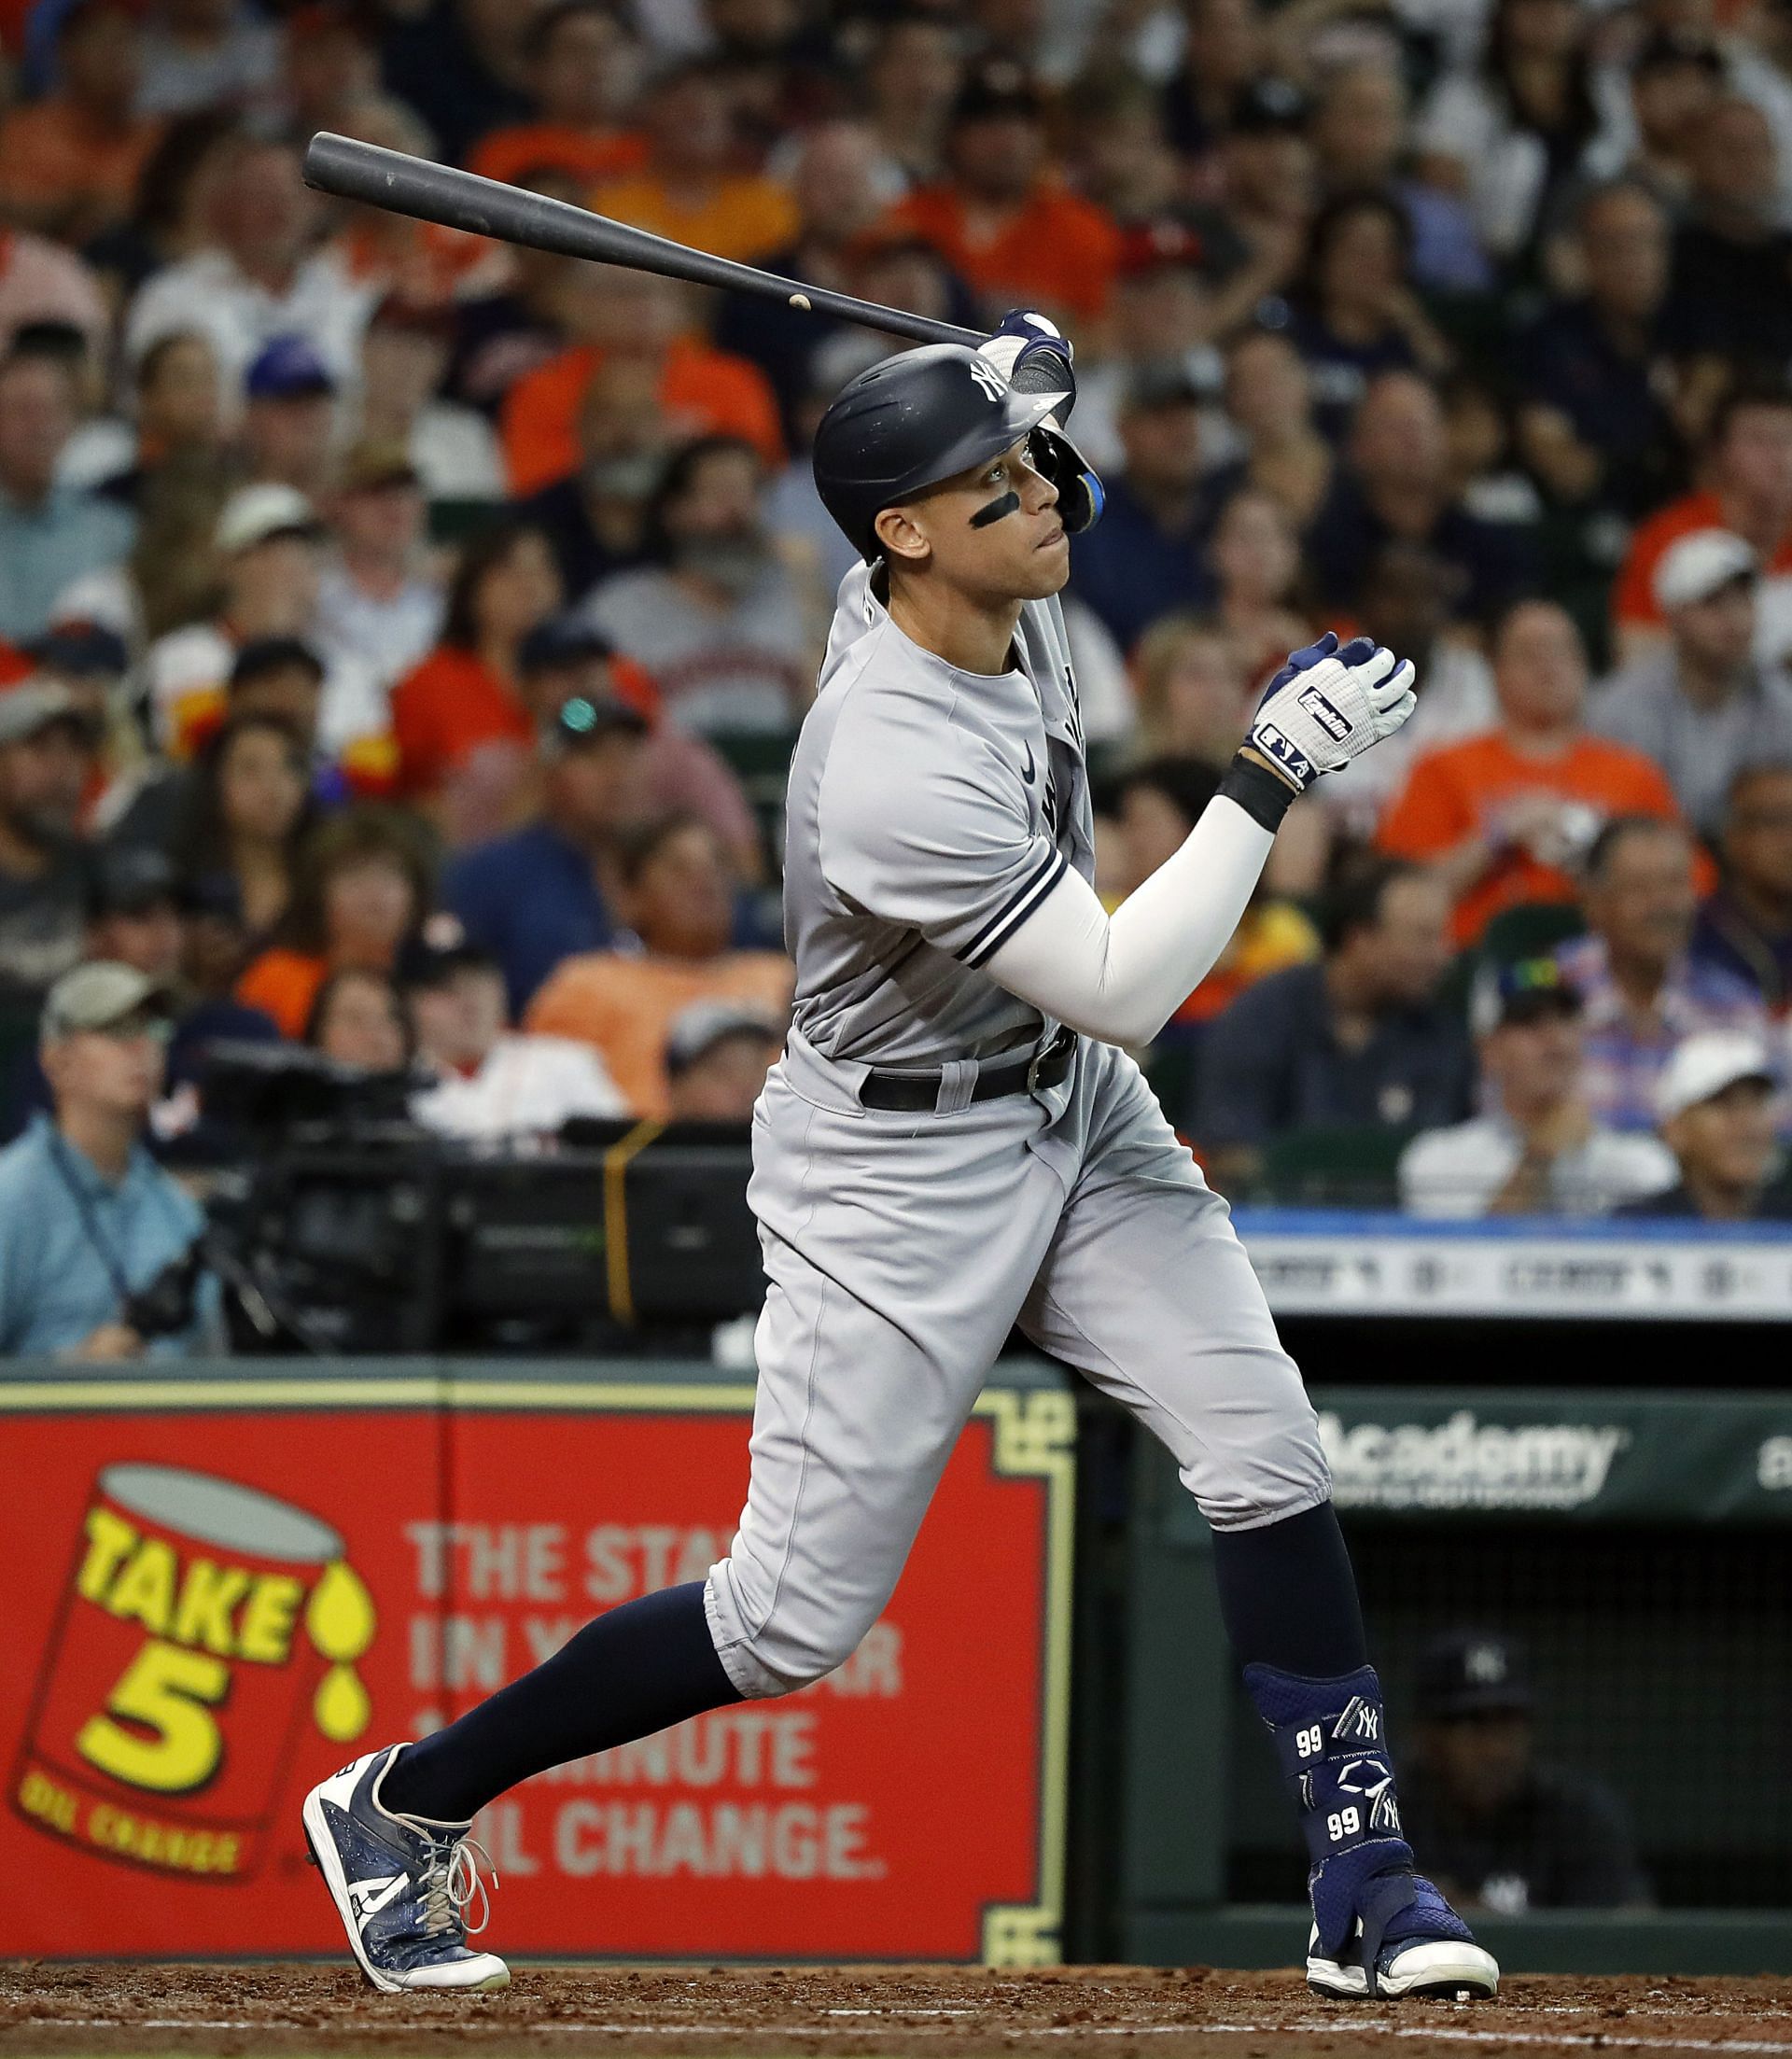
xmin=14 ymin=1464 xmax=376 ymax=1879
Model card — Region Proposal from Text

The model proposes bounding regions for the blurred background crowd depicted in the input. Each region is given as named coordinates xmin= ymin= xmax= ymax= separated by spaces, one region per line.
xmin=4 ymin=0 xmax=1792 ymax=1360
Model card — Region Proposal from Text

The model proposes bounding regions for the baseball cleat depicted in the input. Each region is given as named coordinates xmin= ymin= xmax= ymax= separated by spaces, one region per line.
xmin=301 ymin=1744 xmax=510 ymax=1994
xmin=1306 ymin=1875 xmax=1499 ymax=2000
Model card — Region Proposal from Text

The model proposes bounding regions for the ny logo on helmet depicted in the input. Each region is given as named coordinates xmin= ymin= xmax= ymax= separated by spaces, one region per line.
xmin=969 ymin=358 xmax=1007 ymax=402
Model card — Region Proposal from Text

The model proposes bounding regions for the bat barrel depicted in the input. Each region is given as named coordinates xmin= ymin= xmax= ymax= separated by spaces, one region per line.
xmin=302 ymin=133 xmax=983 ymax=352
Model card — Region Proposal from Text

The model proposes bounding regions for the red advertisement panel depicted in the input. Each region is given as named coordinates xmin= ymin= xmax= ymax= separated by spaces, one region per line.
xmin=0 ymin=1371 xmax=1072 ymax=1965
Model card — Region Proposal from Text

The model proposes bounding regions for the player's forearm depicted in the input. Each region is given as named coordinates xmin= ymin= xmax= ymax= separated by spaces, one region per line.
xmin=986 ymin=794 xmax=1275 ymax=1046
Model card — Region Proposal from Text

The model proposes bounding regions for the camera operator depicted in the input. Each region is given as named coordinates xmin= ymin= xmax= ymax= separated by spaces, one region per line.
xmin=0 ymin=961 xmax=219 ymax=1360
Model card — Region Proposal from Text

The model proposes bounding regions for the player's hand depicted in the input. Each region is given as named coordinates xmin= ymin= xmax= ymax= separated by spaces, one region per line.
xmin=979 ymin=310 xmax=1077 ymax=423
xmin=1245 ymin=632 xmax=1417 ymax=792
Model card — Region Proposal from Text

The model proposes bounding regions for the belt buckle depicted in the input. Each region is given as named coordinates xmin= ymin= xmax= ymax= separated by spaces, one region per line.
xmin=1026 ymin=1027 xmax=1065 ymax=1094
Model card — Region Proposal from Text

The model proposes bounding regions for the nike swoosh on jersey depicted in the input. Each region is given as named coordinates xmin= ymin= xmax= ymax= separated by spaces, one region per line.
xmin=1021 ymin=739 xmax=1036 ymax=785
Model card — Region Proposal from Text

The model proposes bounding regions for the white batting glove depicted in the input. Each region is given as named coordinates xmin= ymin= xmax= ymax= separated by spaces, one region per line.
xmin=1247 ymin=633 xmax=1418 ymax=793
xmin=978 ymin=310 xmax=1077 ymax=422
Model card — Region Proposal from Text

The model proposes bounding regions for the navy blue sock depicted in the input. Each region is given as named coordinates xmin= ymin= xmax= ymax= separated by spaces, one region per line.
xmin=383 ymin=1580 xmax=743 ymax=1823
xmin=1209 ymin=1500 xmax=1368 ymax=1677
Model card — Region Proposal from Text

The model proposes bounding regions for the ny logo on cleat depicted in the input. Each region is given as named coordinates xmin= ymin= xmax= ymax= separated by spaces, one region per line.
xmin=1332 ymin=1697 xmax=1380 ymax=1744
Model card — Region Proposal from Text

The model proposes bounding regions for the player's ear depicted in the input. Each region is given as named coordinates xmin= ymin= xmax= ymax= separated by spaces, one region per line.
xmin=874 ymin=502 xmax=931 ymax=567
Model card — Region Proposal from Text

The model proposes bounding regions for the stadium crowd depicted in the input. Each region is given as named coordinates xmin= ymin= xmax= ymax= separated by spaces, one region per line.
xmin=2 ymin=0 xmax=1792 ymax=1355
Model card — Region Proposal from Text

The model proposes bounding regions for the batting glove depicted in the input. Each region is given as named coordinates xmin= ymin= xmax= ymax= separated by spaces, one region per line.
xmin=979 ymin=310 xmax=1077 ymax=423
xmin=1247 ymin=633 xmax=1417 ymax=792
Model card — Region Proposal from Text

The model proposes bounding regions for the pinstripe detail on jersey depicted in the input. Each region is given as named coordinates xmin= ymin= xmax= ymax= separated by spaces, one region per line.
xmin=960 ymin=847 xmax=1070 ymax=969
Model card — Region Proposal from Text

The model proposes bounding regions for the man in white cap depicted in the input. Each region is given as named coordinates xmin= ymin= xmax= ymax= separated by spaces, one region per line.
xmin=664 ymin=999 xmax=783 ymax=1121
xmin=140 ymin=481 xmax=388 ymax=766
xmin=1590 ymin=529 xmax=1792 ymax=838
xmin=0 ymin=679 xmax=97 ymax=1013
xmin=0 ymin=960 xmax=218 ymax=1358
xmin=1615 ymin=1030 xmax=1788 ymax=1220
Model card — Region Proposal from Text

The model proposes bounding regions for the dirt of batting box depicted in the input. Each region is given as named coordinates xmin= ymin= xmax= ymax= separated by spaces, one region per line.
xmin=3 ymin=1964 xmax=1791 ymax=2059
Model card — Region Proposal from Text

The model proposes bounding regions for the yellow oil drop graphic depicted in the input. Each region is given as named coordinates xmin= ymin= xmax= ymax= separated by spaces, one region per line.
xmin=305 ymin=1561 xmax=377 ymax=1744
xmin=315 ymin=1662 xmax=371 ymax=1743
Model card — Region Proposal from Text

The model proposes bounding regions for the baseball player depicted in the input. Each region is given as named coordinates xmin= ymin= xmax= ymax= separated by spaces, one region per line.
xmin=302 ymin=315 xmax=1498 ymax=2004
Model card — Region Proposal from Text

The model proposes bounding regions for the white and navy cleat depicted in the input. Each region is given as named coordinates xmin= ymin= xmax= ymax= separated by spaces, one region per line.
xmin=301 ymin=1744 xmax=510 ymax=1994
xmin=1306 ymin=1875 xmax=1499 ymax=2000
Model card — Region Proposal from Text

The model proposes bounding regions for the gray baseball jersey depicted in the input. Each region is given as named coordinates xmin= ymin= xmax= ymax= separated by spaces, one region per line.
xmin=702 ymin=564 xmax=1328 ymax=1703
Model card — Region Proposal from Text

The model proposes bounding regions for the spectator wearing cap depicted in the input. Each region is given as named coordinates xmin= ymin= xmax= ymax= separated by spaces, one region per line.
xmin=1692 ymin=763 xmax=1792 ymax=1013
xmin=22 ymin=620 xmax=137 ymax=830
xmin=519 ymin=356 xmax=673 ymax=599
xmin=1591 ymin=531 xmax=1792 ymax=839
xmin=507 ymin=616 xmax=760 ymax=881
xmin=0 ymin=0 xmax=162 ymax=245
xmin=1612 ymin=385 xmax=1792 ymax=671
xmin=390 ymin=519 xmax=563 ymax=846
xmin=236 ymin=806 xmax=432 ymax=1039
xmin=1412 ymin=0 xmax=1626 ymax=269
xmin=124 ymin=135 xmax=377 ymax=395
xmin=0 ymin=347 xmax=136 ymax=643
xmin=139 ymin=483 xmax=388 ymax=773
xmin=1182 ymin=78 xmax=1313 ymax=339
xmin=1066 ymin=217 xmax=1218 ymax=480
xmin=1616 ymin=1031 xmax=1790 ymax=1219
xmin=315 ymin=442 xmax=444 ymax=693
xmin=664 ymin=1001 xmax=782 ymax=1123
xmin=1514 ymin=182 xmax=1679 ymax=525
xmin=591 ymin=59 xmax=797 ymax=269
xmin=525 ymin=811 xmax=792 ymax=1119
xmin=0 ymin=680 xmax=97 ymax=1013
xmin=1305 ymin=372 xmax=1532 ymax=628
xmin=242 ymin=335 xmax=338 ymax=501
xmin=355 ymin=295 xmax=505 ymax=508
xmin=1399 ymin=958 xmax=1674 ymax=1216
xmin=582 ymin=435 xmax=819 ymax=737
xmin=1193 ymin=859 xmax=1471 ymax=1197
xmin=1379 ymin=601 xmax=1684 ymax=947
xmin=442 ymin=684 xmax=649 ymax=1017
xmin=0 ymin=961 xmax=220 ymax=1360
xmin=1308 ymin=62 xmax=1491 ymax=295
xmin=465 ymin=2 xmax=647 ymax=190
xmin=879 ymin=60 xmax=1122 ymax=329
xmin=3 ymin=844 xmax=282 ymax=1144
xmin=1067 ymin=361 xmax=1215 ymax=657
xmin=1663 ymin=97 xmax=1792 ymax=379
xmin=1400 ymin=1631 xmax=1650 ymax=1913
xmin=405 ymin=924 xmax=627 ymax=1142
xmin=1554 ymin=816 xmax=1768 ymax=1132
xmin=1286 ymin=195 xmax=1455 ymax=441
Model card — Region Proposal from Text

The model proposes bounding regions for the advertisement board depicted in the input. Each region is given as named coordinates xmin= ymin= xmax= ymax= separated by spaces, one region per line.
xmin=0 ymin=1365 xmax=1072 ymax=1965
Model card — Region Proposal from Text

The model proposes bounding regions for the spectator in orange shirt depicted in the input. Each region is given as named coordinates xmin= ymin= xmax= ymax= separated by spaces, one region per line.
xmin=467 ymin=2 xmax=648 ymax=190
xmin=1611 ymin=383 xmax=1792 ymax=668
xmin=591 ymin=58 xmax=797 ymax=266
xmin=0 ymin=0 xmax=161 ymax=245
xmin=1379 ymin=599 xmax=1686 ymax=946
xmin=390 ymin=519 xmax=563 ymax=847
xmin=499 ymin=266 xmax=783 ymax=497
xmin=236 ymin=806 xmax=432 ymax=1038
xmin=525 ymin=810 xmax=791 ymax=1117
xmin=882 ymin=60 xmax=1123 ymax=329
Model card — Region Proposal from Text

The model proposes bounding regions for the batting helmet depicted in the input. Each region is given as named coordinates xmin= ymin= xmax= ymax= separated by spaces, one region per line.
xmin=811 ymin=343 xmax=1103 ymax=562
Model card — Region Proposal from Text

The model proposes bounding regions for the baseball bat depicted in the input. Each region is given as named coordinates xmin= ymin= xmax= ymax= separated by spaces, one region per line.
xmin=302 ymin=133 xmax=985 ymax=350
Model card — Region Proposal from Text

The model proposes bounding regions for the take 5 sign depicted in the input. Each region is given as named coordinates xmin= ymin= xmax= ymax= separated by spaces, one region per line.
xmin=0 ymin=1364 xmax=1072 ymax=1965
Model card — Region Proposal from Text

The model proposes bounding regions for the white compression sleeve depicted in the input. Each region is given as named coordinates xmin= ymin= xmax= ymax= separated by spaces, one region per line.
xmin=984 ymin=795 xmax=1276 ymax=1047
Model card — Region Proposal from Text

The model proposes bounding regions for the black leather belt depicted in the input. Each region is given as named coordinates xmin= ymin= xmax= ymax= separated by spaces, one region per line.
xmin=859 ymin=1026 xmax=1076 ymax=1113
